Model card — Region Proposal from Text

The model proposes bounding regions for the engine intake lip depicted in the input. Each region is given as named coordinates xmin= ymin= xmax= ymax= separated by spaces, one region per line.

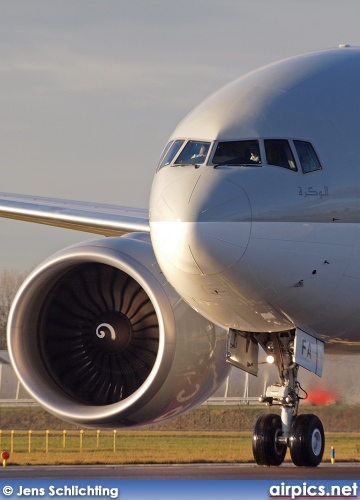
xmin=7 ymin=239 xmax=177 ymax=426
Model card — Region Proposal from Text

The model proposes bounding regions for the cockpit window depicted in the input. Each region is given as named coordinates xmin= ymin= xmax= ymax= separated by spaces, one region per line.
xmin=212 ymin=140 xmax=261 ymax=166
xmin=265 ymin=139 xmax=297 ymax=171
xmin=157 ymin=141 xmax=173 ymax=169
xmin=158 ymin=140 xmax=184 ymax=169
xmin=294 ymin=141 xmax=322 ymax=173
xmin=174 ymin=141 xmax=210 ymax=165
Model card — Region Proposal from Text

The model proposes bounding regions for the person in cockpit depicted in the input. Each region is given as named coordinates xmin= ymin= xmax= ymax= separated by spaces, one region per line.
xmin=249 ymin=144 xmax=261 ymax=163
xmin=191 ymin=144 xmax=207 ymax=160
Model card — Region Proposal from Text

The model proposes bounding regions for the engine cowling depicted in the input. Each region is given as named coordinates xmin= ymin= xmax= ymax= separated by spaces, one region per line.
xmin=7 ymin=233 xmax=230 ymax=428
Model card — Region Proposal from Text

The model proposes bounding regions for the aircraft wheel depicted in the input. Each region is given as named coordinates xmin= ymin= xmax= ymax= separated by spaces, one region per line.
xmin=289 ymin=414 xmax=324 ymax=467
xmin=252 ymin=413 xmax=286 ymax=466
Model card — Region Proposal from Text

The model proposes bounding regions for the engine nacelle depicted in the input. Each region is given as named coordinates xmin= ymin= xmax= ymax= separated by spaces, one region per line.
xmin=7 ymin=233 xmax=230 ymax=428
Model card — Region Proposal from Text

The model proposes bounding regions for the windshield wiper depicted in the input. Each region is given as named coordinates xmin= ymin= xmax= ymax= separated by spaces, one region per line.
xmin=172 ymin=163 xmax=201 ymax=168
xmin=214 ymin=161 xmax=262 ymax=169
xmin=213 ymin=162 xmax=246 ymax=169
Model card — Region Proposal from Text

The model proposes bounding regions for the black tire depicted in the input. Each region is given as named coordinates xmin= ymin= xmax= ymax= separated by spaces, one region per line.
xmin=252 ymin=413 xmax=287 ymax=466
xmin=289 ymin=414 xmax=325 ymax=467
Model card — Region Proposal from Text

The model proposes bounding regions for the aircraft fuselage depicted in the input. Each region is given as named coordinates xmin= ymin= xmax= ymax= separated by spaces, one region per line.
xmin=150 ymin=46 xmax=360 ymax=352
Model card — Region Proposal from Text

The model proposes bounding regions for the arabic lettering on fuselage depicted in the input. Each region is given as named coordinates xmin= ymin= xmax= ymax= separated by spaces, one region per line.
xmin=298 ymin=186 xmax=329 ymax=198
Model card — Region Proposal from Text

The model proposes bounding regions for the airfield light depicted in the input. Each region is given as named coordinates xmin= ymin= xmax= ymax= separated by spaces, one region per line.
xmin=1 ymin=451 xmax=10 ymax=467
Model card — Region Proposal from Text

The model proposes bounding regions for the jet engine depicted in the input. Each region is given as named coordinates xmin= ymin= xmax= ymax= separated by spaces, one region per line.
xmin=7 ymin=233 xmax=230 ymax=428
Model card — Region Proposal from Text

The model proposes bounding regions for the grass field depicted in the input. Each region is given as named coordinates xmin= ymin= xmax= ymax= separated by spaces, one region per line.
xmin=1 ymin=404 xmax=360 ymax=432
xmin=1 ymin=405 xmax=359 ymax=465
xmin=1 ymin=430 xmax=360 ymax=466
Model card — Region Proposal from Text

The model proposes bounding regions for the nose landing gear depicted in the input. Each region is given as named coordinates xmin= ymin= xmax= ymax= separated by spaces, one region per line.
xmin=253 ymin=332 xmax=325 ymax=467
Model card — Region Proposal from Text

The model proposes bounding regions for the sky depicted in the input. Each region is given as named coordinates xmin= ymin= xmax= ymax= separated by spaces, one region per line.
xmin=1 ymin=0 xmax=360 ymax=270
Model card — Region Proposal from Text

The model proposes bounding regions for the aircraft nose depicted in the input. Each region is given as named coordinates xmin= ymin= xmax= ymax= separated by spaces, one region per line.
xmin=151 ymin=171 xmax=252 ymax=275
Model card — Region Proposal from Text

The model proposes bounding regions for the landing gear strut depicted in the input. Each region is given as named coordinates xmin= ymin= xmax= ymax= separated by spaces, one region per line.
xmin=252 ymin=331 xmax=325 ymax=467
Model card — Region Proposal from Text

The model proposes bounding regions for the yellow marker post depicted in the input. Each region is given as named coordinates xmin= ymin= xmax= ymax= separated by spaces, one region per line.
xmin=113 ymin=430 xmax=117 ymax=453
xmin=63 ymin=430 xmax=67 ymax=449
xmin=28 ymin=430 xmax=32 ymax=454
xmin=80 ymin=430 xmax=83 ymax=452
xmin=96 ymin=430 xmax=100 ymax=450
xmin=10 ymin=430 xmax=14 ymax=454
xmin=331 ymin=446 xmax=335 ymax=464
xmin=45 ymin=430 xmax=49 ymax=453
xmin=1 ymin=451 xmax=10 ymax=467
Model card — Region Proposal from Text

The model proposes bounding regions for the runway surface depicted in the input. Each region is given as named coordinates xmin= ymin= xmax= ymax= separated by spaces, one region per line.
xmin=1 ymin=463 xmax=360 ymax=480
